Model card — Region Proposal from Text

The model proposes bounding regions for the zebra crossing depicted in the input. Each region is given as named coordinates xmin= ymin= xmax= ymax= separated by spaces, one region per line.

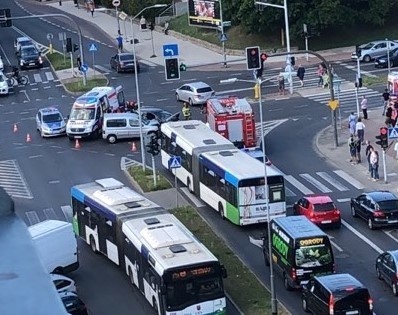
xmin=255 ymin=118 xmax=289 ymax=138
xmin=9 ymin=71 xmax=58 ymax=87
xmin=23 ymin=205 xmax=72 ymax=226
xmin=0 ymin=159 xmax=33 ymax=199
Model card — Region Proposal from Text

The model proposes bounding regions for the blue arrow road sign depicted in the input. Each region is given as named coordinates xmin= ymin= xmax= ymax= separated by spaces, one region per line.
xmin=80 ymin=64 xmax=88 ymax=73
xmin=168 ymin=156 xmax=181 ymax=169
xmin=89 ymin=43 xmax=98 ymax=52
xmin=163 ymin=44 xmax=179 ymax=57
xmin=388 ymin=127 xmax=398 ymax=139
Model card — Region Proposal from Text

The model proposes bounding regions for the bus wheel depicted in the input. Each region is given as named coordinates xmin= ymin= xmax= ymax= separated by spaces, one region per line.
xmin=128 ymin=267 xmax=134 ymax=285
xmin=283 ymin=273 xmax=292 ymax=291
xmin=52 ymin=267 xmax=64 ymax=275
xmin=302 ymin=296 xmax=309 ymax=312
xmin=152 ymin=298 xmax=159 ymax=314
xmin=218 ymin=203 xmax=225 ymax=220
xmin=187 ymin=177 xmax=193 ymax=193
xmin=89 ymin=236 xmax=98 ymax=254
xmin=263 ymin=248 xmax=270 ymax=266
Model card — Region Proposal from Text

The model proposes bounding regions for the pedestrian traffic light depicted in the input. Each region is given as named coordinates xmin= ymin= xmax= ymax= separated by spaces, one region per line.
xmin=375 ymin=127 xmax=388 ymax=149
xmin=165 ymin=57 xmax=180 ymax=81
xmin=146 ymin=136 xmax=160 ymax=156
xmin=73 ymin=44 xmax=79 ymax=52
xmin=290 ymin=56 xmax=295 ymax=66
xmin=245 ymin=46 xmax=261 ymax=70
xmin=355 ymin=77 xmax=363 ymax=88
xmin=0 ymin=8 xmax=12 ymax=28
xmin=355 ymin=45 xmax=362 ymax=58
xmin=66 ymin=37 xmax=72 ymax=53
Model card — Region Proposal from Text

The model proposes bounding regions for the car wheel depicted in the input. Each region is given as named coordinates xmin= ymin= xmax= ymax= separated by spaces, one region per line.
xmin=188 ymin=98 xmax=194 ymax=106
xmin=175 ymin=93 xmax=180 ymax=101
xmin=368 ymin=217 xmax=375 ymax=230
xmin=335 ymin=220 xmax=341 ymax=229
xmin=363 ymin=55 xmax=371 ymax=63
xmin=263 ymin=248 xmax=270 ymax=267
xmin=116 ymin=65 xmax=121 ymax=73
xmin=41 ymin=130 xmax=45 ymax=138
xmin=376 ymin=266 xmax=382 ymax=280
xmin=52 ymin=267 xmax=64 ymax=275
xmin=89 ymin=235 xmax=98 ymax=254
xmin=283 ymin=273 xmax=292 ymax=291
xmin=351 ymin=205 xmax=358 ymax=217
xmin=187 ymin=177 xmax=193 ymax=193
xmin=107 ymin=135 xmax=117 ymax=144
xmin=153 ymin=298 xmax=159 ymax=314
xmin=128 ymin=267 xmax=135 ymax=286
xmin=302 ymin=296 xmax=309 ymax=312
xmin=218 ymin=203 xmax=225 ymax=220
xmin=393 ymin=283 xmax=398 ymax=296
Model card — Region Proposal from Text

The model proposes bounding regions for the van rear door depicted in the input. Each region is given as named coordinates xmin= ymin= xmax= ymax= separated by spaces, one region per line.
xmin=334 ymin=288 xmax=372 ymax=315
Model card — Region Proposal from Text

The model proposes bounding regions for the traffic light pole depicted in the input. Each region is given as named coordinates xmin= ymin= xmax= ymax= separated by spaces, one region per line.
xmin=382 ymin=149 xmax=387 ymax=183
xmin=219 ymin=0 xmax=227 ymax=67
xmin=151 ymin=155 xmax=157 ymax=187
xmin=355 ymin=57 xmax=361 ymax=117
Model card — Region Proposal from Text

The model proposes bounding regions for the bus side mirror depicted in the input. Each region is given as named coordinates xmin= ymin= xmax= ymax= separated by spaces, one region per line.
xmin=221 ymin=265 xmax=227 ymax=278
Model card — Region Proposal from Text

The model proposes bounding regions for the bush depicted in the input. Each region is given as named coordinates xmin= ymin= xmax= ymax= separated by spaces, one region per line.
xmin=128 ymin=166 xmax=172 ymax=192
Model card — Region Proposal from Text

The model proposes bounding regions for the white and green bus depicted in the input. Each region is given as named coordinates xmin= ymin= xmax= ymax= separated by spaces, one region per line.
xmin=71 ymin=178 xmax=227 ymax=315
xmin=161 ymin=120 xmax=286 ymax=226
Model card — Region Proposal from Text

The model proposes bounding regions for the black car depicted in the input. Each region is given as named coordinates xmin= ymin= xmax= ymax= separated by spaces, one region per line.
xmin=17 ymin=45 xmax=43 ymax=69
xmin=376 ymin=250 xmax=398 ymax=296
xmin=350 ymin=191 xmax=398 ymax=229
xmin=60 ymin=291 xmax=88 ymax=315
xmin=140 ymin=107 xmax=180 ymax=124
xmin=110 ymin=52 xmax=140 ymax=73
xmin=302 ymin=273 xmax=373 ymax=315
xmin=375 ymin=48 xmax=398 ymax=68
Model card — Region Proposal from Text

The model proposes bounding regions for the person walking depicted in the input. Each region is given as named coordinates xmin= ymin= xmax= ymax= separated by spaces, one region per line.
xmin=140 ymin=16 xmax=147 ymax=30
xmin=182 ymin=102 xmax=191 ymax=120
xmin=370 ymin=149 xmax=380 ymax=181
xmin=164 ymin=21 xmax=169 ymax=35
xmin=355 ymin=117 xmax=365 ymax=144
xmin=76 ymin=55 xmax=82 ymax=71
xmin=278 ymin=75 xmax=285 ymax=95
xmin=116 ymin=35 xmax=123 ymax=52
xmin=348 ymin=112 xmax=357 ymax=135
xmin=365 ymin=140 xmax=374 ymax=174
xmin=348 ymin=135 xmax=357 ymax=164
xmin=296 ymin=64 xmax=305 ymax=87
xmin=382 ymin=89 xmax=390 ymax=116
xmin=317 ymin=64 xmax=325 ymax=87
xmin=361 ymin=95 xmax=368 ymax=119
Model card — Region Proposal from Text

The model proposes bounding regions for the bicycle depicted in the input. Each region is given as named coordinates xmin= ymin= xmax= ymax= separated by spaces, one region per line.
xmin=7 ymin=72 xmax=29 ymax=86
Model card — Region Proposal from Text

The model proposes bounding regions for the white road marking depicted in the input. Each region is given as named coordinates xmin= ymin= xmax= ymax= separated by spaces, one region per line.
xmin=285 ymin=175 xmax=314 ymax=195
xmin=45 ymin=71 xmax=54 ymax=81
xmin=342 ymin=219 xmax=383 ymax=254
xmin=333 ymin=170 xmax=365 ymax=189
xmin=33 ymin=73 xmax=42 ymax=83
xmin=180 ymin=187 xmax=206 ymax=207
xmin=337 ymin=198 xmax=351 ymax=203
xmin=299 ymin=173 xmax=332 ymax=193
xmin=316 ymin=171 xmax=349 ymax=191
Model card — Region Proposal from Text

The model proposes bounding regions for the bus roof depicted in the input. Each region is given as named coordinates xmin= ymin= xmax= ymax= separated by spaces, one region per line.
xmin=272 ymin=215 xmax=327 ymax=240
xmin=71 ymin=178 xmax=163 ymax=221
xmin=200 ymin=149 xmax=282 ymax=184
xmin=161 ymin=120 xmax=235 ymax=154
xmin=122 ymin=212 xmax=218 ymax=274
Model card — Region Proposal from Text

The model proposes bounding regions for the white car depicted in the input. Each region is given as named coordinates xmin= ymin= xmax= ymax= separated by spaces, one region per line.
xmin=14 ymin=36 xmax=34 ymax=53
xmin=352 ymin=40 xmax=398 ymax=62
xmin=50 ymin=274 xmax=77 ymax=294
xmin=0 ymin=55 xmax=4 ymax=71
xmin=175 ymin=81 xmax=215 ymax=106
xmin=0 ymin=71 xmax=9 ymax=95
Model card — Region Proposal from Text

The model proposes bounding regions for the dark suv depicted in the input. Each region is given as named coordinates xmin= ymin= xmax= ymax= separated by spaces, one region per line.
xmin=17 ymin=45 xmax=43 ymax=69
xmin=302 ymin=273 xmax=373 ymax=315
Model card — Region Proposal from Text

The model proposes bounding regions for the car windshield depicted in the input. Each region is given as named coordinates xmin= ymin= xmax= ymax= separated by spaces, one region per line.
xmin=313 ymin=202 xmax=336 ymax=211
xmin=43 ymin=113 xmax=62 ymax=123
xmin=120 ymin=54 xmax=134 ymax=61
xmin=70 ymin=108 xmax=95 ymax=120
xmin=197 ymin=87 xmax=213 ymax=93
xmin=21 ymin=47 xmax=38 ymax=57
xmin=378 ymin=199 xmax=398 ymax=211
xmin=362 ymin=43 xmax=374 ymax=50
xmin=20 ymin=40 xmax=32 ymax=47
xmin=295 ymin=244 xmax=333 ymax=268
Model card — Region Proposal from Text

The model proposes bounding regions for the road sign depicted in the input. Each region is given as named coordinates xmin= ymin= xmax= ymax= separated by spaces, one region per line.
xmin=223 ymin=21 xmax=231 ymax=27
xmin=328 ymin=100 xmax=339 ymax=110
xmin=119 ymin=11 xmax=127 ymax=21
xmin=163 ymin=44 xmax=179 ymax=57
xmin=89 ymin=43 xmax=97 ymax=52
xmin=220 ymin=33 xmax=228 ymax=42
xmin=388 ymin=127 xmax=398 ymax=139
xmin=112 ymin=0 xmax=120 ymax=7
xmin=80 ymin=64 xmax=88 ymax=73
xmin=168 ymin=156 xmax=181 ymax=169
xmin=47 ymin=33 xmax=53 ymax=41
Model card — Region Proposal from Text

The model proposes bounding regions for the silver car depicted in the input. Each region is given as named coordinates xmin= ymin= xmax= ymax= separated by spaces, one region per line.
xmin=35 ymin=107 xmax=67 ymax=138
xmin=351 ymin=40 xmax=398 ymax=62
xmin=175 ymin=81 xmax=215 ymax=106
xmin=50 ymin=274 xmax=77 ymax=294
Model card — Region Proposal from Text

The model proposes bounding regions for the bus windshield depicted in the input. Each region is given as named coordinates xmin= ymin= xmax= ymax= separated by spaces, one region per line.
xmin=295 ymin=244 xmax=333 ymax=268
xmin=239 ymin=176 xmax=285 ymax=203
xmin=70 ymin=107 xmax=95 ymax=120
xmin=166 ymin=276 xmax=223 ymax=311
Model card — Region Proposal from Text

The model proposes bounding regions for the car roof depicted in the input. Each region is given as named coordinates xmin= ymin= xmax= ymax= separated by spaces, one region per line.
xmin=141 ymin=107 xmax=168 ymax=113
xmin=365 ymin=190 xmax=398 ymax=201
xmin=182 ymin=81 xmax=212 ymax=89
xmin=39 ymin=107 xmax=61 ymax=115
xmin=104 ymin=113 xmax=139 ymax=119
xmin=21 ymin=45 xmax=37 ymax=50
xmin=387 ymin=250 xmax=398 ymax=261
xmin=16 ymin=37 xmax=32 ymax=42
xmin=305 ymin=195 xmax=333 ymax=204
xmin=316 ymin=273 xmax=365 ymax=291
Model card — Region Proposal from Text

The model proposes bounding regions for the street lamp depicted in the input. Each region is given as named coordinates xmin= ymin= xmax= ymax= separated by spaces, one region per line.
xmin=130 ymin=4 xmax=167 ymax=171
xmin=255 ymin=0 xmax=292 ymax=95
xmin=386 ymin=38 xmax=391 ymax=73
xmin=220 ymin=76 xmax=278 ymax=315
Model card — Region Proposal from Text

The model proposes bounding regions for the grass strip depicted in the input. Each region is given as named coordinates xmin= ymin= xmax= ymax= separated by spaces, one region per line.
xmin=46 ymin=52 xmax=72 ymax=71
xmin=129 ymin=166 xmax=172 ymax=192
xmin=362 ymin=75 xmax=387 ymax=87
xmin=64 ymin=78 xmax=108 ymax=93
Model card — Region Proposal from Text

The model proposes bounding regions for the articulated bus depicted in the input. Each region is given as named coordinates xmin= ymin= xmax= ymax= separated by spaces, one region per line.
xmin=160 ymin=120 xmax=286 ymax=226
xmin=71 ymin=178 xmax=227 ymax=315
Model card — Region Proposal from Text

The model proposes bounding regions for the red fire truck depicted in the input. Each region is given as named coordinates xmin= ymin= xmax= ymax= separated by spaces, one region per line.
xmin=206 ymin=96 xmax=256 ymax=148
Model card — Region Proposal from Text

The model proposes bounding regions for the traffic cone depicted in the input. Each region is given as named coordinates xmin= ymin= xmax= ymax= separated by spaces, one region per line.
xmin=75 ymin=139 xmax=81 ymax=149
xmin=131 ymin=142 xmax=137 ymax=152
xmin=26 ymin=133 xmax=31 ymax=142
xmin=13 ymin=124 xmax=18 ymax=133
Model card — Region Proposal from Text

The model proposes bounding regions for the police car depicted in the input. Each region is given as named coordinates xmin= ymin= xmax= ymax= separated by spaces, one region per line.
xmin=35 ymin=107 xmax=67 ymax=138
xmin=241 ymin=147 xmax=272 ymax=166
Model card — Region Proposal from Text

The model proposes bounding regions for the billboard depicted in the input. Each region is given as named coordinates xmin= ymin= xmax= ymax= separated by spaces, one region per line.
xmin=188 ymin=0 xmax=221 ymax=29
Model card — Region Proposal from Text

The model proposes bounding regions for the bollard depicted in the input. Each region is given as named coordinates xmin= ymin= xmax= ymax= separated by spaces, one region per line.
xmin=254 ymin=83 xmax=260 ymax=99
xmin=49 ymin=43 xmax=53 ymax=54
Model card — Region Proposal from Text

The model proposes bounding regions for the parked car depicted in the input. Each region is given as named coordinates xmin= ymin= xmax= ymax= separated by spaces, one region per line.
xmin=374 ymin=47 xmax=398 ymax=68
xmin=0 ymin=71 xmax=9 ymax=96
xmin=50 ymin=274 xmax=77 ymax=294
xmin=140 ymin=107 xmax=180 ymax=124
xmin=302 ymin=273 xmax=373 ymax=315
xmin=14 ymin=36 xmax=34 ymax=53
xmin=59 ymin=291 xmax=88 ymax=315
xmin=35 ymin=107 xmax=67 ymax=137
xmin=293 ymin=195 xmax=341 ymax=228
xmin=376 ymin=250 xmax=398 ymax=296
xmin=0 ymin=55 xmax=4 ymax=71
xmin=175 ymin=81 xmax=215 ymax=106
xmin=17 ymin=45 xmax=43 ymax=69
xmin=110 ymin=52 xmax=140 ymax=73
xmin=350 ymin=191 xmax=398 ymax=229
xmin=352 ymin=40 xmax=398 ymax=62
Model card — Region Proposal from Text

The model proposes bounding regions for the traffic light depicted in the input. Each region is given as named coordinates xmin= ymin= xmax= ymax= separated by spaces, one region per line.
xmin=66 ymin=38 xmax=72 ymax=53
xmin=73 ymin=44 xmax=79 ymax=52
xmin=146 ymin=136 xmax=160 ymax=156
xmin=0 ymin=8 xmax=12 ymax=28
xmin=355 ymin=77 xmax=363 ymax=88
xmin=355 ymin=45 xmax=362 ymax=58
xmin=245 ymin=46 xmax=261 ymax=70
xmin=165 ymin=57 xmax=180 ymax=81
xmin=290 ymin=56 xmax=296 ymax=66
xmin=375 ymin=127 xmax=388 ymax=149
xmin=149 ymin=23 xmax=154 ymax=31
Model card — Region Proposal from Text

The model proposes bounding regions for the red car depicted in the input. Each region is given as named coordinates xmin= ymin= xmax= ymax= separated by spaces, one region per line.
xmin=293 ymin=195 xmax=341 ymax=228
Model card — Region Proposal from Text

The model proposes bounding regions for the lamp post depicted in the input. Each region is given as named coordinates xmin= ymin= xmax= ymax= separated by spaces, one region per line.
xmin=220 ymin=76 xmax=278 ymax=315
xmin=256 ymin=0 xmax=292 ymax=95
xmin=130 ymin=4 xmax=167 ymax=171
xmin=386 ymin=38 xmax=391 ymax=73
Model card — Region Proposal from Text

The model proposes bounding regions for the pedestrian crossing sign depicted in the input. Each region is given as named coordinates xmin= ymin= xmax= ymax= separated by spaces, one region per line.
xmin=89 ymin=43 xmax=98 ymax=52
xmin=168 ymin=156 xmax=182 ymax=169
xmin=328 ymin=100 xmax=339 ymax=110
xmin=388 ymin=127 xmax=398 ymax=139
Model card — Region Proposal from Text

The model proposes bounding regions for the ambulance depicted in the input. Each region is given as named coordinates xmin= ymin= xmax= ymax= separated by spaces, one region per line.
xmin=388 ymin=72 xmax=398 ymax=95
xmin=66 ymin=86 xmax=125 ymax=140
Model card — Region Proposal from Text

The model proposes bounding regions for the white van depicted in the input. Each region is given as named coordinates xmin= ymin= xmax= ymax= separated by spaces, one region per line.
xmin=66 ymin=86 xmax=125 ymax=140
xmin=28 ymin=220 xmax=79 ymax=274
xmin=102 ymin=112 xmax=159 ymax=143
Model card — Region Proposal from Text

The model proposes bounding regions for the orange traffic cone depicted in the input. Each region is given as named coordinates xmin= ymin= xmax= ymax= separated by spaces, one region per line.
xmin=13 ymin=124 xmax=18 ymax=133
xmin=26 ymin=133 xmax=31 ymax=142
xmin=131 ymin=142 xmax=137 ymax=152
xmin=75 ymin=139 xmax=81 ymax=149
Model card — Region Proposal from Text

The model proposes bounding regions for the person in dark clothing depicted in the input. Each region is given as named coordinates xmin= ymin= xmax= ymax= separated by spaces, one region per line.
xmin=382 ymin=89 xmax=390 ymax=116
xmin=355 ymin=136 xmax=362 ymax=163
xmin=76 ymin=56 xmax=82 ymax=70
xmin=297 ymin=64 xmax=305 ymax=87
xmin=365 ymin=140 xmax=374 ymax=174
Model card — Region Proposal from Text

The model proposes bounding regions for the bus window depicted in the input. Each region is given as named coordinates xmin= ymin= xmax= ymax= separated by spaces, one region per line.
xmin=295 ymin=244 xmax=333 ymax=268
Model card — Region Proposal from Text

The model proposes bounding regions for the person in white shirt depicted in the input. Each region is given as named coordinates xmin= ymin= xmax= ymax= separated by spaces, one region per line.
xmin=361 ymin=95 xmax=368 ymax=119
xmin=355 ymin=117 xmax=365 ymax=144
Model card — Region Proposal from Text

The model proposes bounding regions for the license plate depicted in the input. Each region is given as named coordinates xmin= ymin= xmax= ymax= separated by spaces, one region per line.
xmin=388 ymin=220 xmax=398 ymax=223
xmin=321 ymin=220 xmax=332 ymax=224
xmin=75 ymin=136 xmax=82 ymax=139
xmin=29 ymin=62 xmax=35 ymax=65
xmin=346 ymin=311 xmax=359 ymax=315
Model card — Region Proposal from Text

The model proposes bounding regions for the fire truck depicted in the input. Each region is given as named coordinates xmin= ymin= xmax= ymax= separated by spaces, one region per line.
xmin=206 ymin=96 xmax=256 ymax=148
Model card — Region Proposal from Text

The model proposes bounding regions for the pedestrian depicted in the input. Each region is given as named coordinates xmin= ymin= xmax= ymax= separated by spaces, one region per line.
xmin=76 ymin=55 xmax=82 ymax=71
xmin=348 ymin=135 xmax=357 ymax=164
xmin=140 ymin=16 xmax=147 ymax=30
xmin=361 ymin=95 xmax=368 ymax=119
xmin=329 ymin=64 xmax=335 ymax=76
xmin=116 ymin=35 xmax=123 ymax=52
xmin=348 ymin=112 xmax=357 ymax=135
xmin=365 ymin=141 xmax=374 ymax=174
xmin=89 ymin=2 xmax=94 ymax=17
xmin=355 ymin=136 xmax=362 ymax=163
xmin=317 ymin=64 xmax=324 ymax=87
xmin=394 ymin=141 xmax=398 ymax=162
xmin=382 ymin=89 xmax=390 ymax=116
xmin=393 ymin=102 xmax=398 ymax=127
xmin=370 ymin=149 xmax=380 ymax=181
xmin=164 ymin=21 xmax=169 ymax=35
xmin=385 ymin=103 xmax=394 ymax=126
xmin=182 ymin=102 xmax=191 ymax=120
xmin=278 ymin=75 xmax=285 ymax=95
xmin=355 ymin=117 xmax=365 ymax=144
xmin=296 ymin=64 xmax=305 ymax=87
